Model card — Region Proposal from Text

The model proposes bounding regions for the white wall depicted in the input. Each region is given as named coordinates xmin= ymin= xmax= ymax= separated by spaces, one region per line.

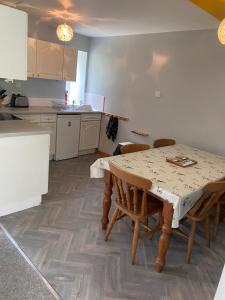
xmin=87 ymin=29 xmax=225 ymax=156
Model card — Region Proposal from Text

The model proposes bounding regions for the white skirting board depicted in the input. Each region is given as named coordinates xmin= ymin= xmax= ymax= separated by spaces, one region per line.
xmin=0 ymin=196 xmax=41 ymax=217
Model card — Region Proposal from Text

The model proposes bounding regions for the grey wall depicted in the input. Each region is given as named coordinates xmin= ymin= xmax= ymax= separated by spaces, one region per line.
xmin=0 ymin=14 xmax=90 ymax=100
xmin=87 ymin=29 xmax=225 ymax=156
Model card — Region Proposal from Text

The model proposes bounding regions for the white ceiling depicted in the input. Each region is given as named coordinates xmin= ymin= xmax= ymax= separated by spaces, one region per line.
xmin=1 ymin=0 xmax=219 ymax=37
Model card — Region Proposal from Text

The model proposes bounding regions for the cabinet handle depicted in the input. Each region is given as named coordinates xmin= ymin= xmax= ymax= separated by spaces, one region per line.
xmin=68 ymin=121 xmax=71 ymax=127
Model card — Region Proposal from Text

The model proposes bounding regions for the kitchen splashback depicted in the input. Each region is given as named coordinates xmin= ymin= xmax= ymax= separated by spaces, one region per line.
xmin=28 ymin=97 xmax=64 ymax=107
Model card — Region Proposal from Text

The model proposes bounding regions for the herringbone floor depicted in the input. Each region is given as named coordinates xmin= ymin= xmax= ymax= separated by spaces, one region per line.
xmin=1 ymin=155 xmax=225 ymax=300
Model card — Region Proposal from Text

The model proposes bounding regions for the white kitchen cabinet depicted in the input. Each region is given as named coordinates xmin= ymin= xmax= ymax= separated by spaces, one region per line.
xmin=15 ymin=113 xmax=57 ymax=159
xmin=40 ymin=114 xmax=57 ymax=123
xmin=63 ymin=46 xmax=77 ymax=81
xmin=36 ymin=40 xmax=64 ymax=80
xmin=0 ymin=133 xmax=49 ymax=216
xmin=27 ymin=38 xmax=78 ymax=81
xmin=27 ymin=38 xmax=37 ymax=77
xmin=79 ymin=120 xmax=101 ymax=151
xmin=40 ymin=122 xmax=56 ymax=158
xmin=0 ymin=4 xmax=27 ymax=80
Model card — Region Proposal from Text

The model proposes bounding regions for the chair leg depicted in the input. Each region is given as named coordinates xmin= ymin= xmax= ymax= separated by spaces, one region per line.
xmin=204 ymin=216 xmax=210 ymax=248
xmin=144 ymin=217 xmax=148 ymax=232
xmin=214 ymin=204 xmax=221 ymax=240
xmin=104 ymin=208 xmax=120 ymax=242
xmin=159 ymin=211 xmax=163 ymax=227
xmin=154 ymin=211 xmax=163 ymax=230
xmin=131 ymin=220 xmax=139 ymax=265
xmin=187 ymin=221 xmax=197 ymax=264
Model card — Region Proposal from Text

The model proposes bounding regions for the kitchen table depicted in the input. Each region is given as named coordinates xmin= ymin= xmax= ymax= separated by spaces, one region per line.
xmin=90 ymin=144 xmax=225 ymax=272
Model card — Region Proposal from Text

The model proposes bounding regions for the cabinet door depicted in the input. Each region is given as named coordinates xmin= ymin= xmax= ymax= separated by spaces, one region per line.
xmin=0 ymin=5 xmax=27 ymax=80
xmin=79 ymin=121 xmax=100 ymax=151
xmin=41 ymin=122 xmax=56 ymax=158
xmin=63 ymin=46 xmax=77 ymax=81
xmin=56 ymin=116 xmax=81 ymax=160
xmin=36 ymin=40 xmax=64 ymax=80
xmin=27 ymin=38 xmax=37 ymax=77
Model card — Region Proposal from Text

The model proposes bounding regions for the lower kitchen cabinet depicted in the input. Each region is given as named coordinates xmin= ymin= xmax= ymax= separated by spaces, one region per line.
xmin=79 ymin=120 xmax=101 ymax=151
xmin=15 ymin=112 xmax=102 ymax=159
xmin=40 ymin=122 xmax=56 ymax=159
xmin=15 ymin=113 xmax=56 ymax=160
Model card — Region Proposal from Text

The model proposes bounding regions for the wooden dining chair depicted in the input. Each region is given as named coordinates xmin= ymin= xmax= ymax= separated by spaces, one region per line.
xmin=153 ymin=139 xmax=176 ymax=148
xmin=174 ymin=181 xmax=225 ymax=264
xmin=214 ymin=192 xmax=225 ymax=240
xmin=105 ymin=161 xmax=163 ymax=265
xmin=121 ymin=143 xmax=150 ymax=154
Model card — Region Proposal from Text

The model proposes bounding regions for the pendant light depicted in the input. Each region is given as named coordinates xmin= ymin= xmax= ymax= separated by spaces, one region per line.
xmin=56 ymin=23 xmax=74 ymax=42
xmin=218 ymin=18 xmax=225 ymax=45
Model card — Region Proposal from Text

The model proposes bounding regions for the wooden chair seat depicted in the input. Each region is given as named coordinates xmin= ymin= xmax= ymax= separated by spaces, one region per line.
xmin=105 ymin=161 xmax=163 ymax=265
xmin=153 ymin=139 xmax=176 ymax=148
xmin=174 ymin=181 xmax=225 ymax=263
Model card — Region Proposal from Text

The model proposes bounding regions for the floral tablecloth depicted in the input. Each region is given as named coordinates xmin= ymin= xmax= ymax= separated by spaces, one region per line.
xmin=90 ymin=144 xmax=225 ymax=228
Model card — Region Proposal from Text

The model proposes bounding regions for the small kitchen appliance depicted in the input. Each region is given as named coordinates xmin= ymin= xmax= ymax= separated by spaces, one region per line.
xmin=10 ymin=94 xmax=29 ymax=108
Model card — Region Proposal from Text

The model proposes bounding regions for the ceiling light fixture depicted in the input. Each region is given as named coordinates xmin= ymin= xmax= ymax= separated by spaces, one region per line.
xmin=56 ymin=23 xmax=74 ymax=42
xmin=218 ymin=18 xmax=225 ymax=45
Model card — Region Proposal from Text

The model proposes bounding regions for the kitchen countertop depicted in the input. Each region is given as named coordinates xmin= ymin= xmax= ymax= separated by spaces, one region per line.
xmin=0 ymin=106 xmax=102 ymax=138
xmin=0 ymin=120 xmax=50 ymax=138
xmin=0 ymin=106 xmax=102 ymax=115
xmin=0 ymin=224 xmax=60 ymax=300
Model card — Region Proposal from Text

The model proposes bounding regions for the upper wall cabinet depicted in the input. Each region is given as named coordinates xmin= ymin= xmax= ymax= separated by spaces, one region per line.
xmin=27 ymin=38 xmax=78 ymax=82
xmin=36 ymin=40 xmax=64 ymax=80
xmin=63 ymin=46 xmax=77 ymax=81
xmin=0 ymin=4 xmax=28 ymax=81
xmin=27 ymin=38 xmax=37 ymax=78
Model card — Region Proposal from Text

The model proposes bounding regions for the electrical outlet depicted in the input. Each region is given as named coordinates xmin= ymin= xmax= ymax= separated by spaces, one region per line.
xmin=155 ymin=90 xmax=161 ymax=98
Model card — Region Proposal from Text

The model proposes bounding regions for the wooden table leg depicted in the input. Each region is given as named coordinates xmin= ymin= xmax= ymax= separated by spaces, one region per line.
xmin=156 ymin=201 xmax=174 ymax=272
xmin=101 ymin=170 xmax=113 ymax=230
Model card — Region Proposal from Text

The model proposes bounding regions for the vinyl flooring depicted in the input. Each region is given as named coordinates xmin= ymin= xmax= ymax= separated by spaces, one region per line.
xmin=1 ymin=154 xmax=225 ymax=300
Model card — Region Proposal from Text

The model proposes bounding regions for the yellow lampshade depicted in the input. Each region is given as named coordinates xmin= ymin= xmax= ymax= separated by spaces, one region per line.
xmin=56 ymin=23 xmax=74 ymax=42
xmin=218 ymin=18 xmax=225 ymax=45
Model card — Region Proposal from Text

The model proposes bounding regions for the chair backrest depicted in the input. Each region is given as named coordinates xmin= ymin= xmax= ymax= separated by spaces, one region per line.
xmin=109 ymin=161 xmax=152 ymax=216
xmin=188 ymin=181 xmax=225 ymax=219
xmin=153 ymin=139 xmax=176 ymax=148
xmin=121 ymin=143 xmax=150 ymax=154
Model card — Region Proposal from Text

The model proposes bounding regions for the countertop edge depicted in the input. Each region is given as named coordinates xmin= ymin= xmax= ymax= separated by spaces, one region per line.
xmin=0 ymin=107 xmax=102 ymax=115
xmin=0 ymin=120 xmax=51 ymax=138
xmin=0 ymin=131 xmax=50 ymax=138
